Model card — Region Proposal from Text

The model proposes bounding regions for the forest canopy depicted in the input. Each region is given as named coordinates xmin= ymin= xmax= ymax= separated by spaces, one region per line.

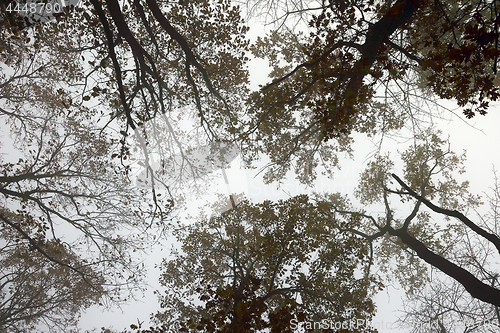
xmin=0 ymin=0 xmax=500 ymax=332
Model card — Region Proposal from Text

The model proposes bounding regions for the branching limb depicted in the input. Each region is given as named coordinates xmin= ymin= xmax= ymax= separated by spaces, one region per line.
xmin=389 ymin=226 xmax=500 ymax=307
xmin=90 ymin=0 xmax=136 ymax=129
xmin=0 ymin=213 xmax=101 ymax=292
xmin=392 ymin=173 xmax=500 ymax=255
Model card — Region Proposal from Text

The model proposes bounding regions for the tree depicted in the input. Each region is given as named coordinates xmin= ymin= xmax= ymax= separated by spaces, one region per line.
xmin=398 ymin=277 xmax=500 ymax=332
xmin=0 ymin=210 xmax=104 ymax=333
xmin=314 ymin=129 xmax=500 ymax=309
xmin=0 ymin=102 xmax=168 ymax=298
xmin=154 ymin=194 xmax=380 ymax=332
xmin=4 ymin=0 xmax=499 ymax=186
xmin=396 ymin=170 xmax=500 ymax=333
xmin=2 ymin=0 xmax=500 ymax=330
xmin=21 ymin=0 xmax=250 ymax=139
xmin=4 ymin=0 xmax=499 ymax=188
xmin=0 ymin=15 xmax=175 ymax=310
xmin=1 ymin=0 xmax=249 ymax=194
xmin=0 ymin=0 xmax=250 ymax=327
xmin=240 ymin=0 xmax=500 ymax=183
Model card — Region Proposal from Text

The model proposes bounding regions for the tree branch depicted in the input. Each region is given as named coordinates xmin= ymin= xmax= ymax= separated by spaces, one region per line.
xmin=90 ymin=0 xmax=137 ymax=129
xmin=392 ymin=173 xmax=500 ymax=255
xmin=0 ymin=213 xmax=101 ymax=292
xmin=390 ymin=227 xmax=500 ymax=306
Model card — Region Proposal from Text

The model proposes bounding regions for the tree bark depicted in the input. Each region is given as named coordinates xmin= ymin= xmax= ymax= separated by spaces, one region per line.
xmin=323 ymin=0 xmax=424 ymax=134
xmin=390 ymin=227 xmax=500 ymax=307
xmin=392 ymin=173 xmax=500 ymax=255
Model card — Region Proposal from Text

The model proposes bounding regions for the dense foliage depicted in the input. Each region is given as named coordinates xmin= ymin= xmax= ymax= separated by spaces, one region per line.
xmin=1 ymin=0 xmax=500 ymax=332
xmin=155 ymin=195 xmax=379 ymax=332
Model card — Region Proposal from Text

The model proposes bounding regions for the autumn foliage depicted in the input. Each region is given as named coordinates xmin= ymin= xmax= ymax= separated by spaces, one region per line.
xmin=154 ymin=196 xmax=379 ymax=332
xmin=1 ymin=0 xmax=500 ymax=332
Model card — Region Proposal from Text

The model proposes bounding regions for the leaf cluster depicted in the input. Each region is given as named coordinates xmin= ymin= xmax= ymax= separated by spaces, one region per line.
xmin=155 ymin=195 xmax=379 ymax=332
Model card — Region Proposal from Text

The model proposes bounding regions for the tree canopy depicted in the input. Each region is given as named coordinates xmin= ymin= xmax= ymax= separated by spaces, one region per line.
xmin=0 ymin=213 xmax=103 ymax=332
xmin=244 ymin=0 xmax=500 ymax=183
xmin=154 ymin=195 xmax=379 ymax=332
xmin=1 ymin=0 xmax=500 ymax=331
